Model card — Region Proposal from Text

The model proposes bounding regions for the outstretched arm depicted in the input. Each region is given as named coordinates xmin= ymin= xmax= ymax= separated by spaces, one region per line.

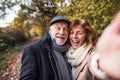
xmin=96 ymin=11 xmax=120 ymax=79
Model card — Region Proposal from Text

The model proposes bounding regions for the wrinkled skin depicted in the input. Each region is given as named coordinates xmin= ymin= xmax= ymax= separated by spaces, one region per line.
xmin=49 ymin=21 xmax=69 ymax=45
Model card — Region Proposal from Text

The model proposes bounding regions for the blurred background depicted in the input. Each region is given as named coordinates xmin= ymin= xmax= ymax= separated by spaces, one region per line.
xmin=0 ymin=0 xmax=120 ymax=79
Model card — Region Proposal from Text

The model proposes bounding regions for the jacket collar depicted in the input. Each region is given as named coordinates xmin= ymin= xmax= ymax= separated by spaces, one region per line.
xmin=41 ymin=31 xmax=52 ymax=50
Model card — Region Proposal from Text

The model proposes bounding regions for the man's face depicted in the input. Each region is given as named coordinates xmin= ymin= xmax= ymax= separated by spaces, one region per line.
xmin=49 ymin=21 xmax=69 ymax=45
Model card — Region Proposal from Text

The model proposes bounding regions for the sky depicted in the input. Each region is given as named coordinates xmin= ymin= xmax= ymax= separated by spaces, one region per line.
xmin=0 ymin=4 xmax=20 ymax=28
xmin=0 ymin=0 xmax=69 ymax=28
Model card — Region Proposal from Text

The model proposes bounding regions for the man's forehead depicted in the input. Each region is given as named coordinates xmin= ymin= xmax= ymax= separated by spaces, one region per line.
xmin=52 ymin=22 xmax=69 ymax=28
xmin=52 ymin=21 xmax=68 ymax=25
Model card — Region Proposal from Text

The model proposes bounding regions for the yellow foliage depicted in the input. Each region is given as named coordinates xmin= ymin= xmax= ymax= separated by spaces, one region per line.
xmin=29 ymin=26 xmax=43 ymax=37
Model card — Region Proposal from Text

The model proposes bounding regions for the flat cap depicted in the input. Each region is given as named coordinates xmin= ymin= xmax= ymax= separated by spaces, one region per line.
xmin=50 ymin=16 xmax=71 ymax=26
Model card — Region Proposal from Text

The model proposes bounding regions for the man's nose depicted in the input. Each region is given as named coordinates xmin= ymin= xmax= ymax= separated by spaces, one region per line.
xmin=59 ymin=29 xmax=64 ymax=34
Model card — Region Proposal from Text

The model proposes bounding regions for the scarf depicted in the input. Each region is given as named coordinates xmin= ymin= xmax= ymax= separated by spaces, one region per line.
xmin=66 ymin=44 xmax=93 ymax=67
xmin=52 ymin=39 xmax=70 ymax=53
xmin=52 ymin=41 xmax=72 ymax=80
xmin=50 ymin=33 xmax=72 ymax=80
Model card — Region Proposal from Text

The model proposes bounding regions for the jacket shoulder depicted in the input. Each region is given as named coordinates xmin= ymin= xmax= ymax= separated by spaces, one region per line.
xmin=24 ymin=40 xmax=42 ymax=49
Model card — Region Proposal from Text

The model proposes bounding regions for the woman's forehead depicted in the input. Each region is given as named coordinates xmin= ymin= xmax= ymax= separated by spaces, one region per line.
xmin=71 ymin=25 xmax=85 ymax=30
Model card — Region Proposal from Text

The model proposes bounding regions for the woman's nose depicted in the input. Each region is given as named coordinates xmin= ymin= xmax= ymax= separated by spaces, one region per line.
xmin=73 ymin=33 xmax=77 ymax=38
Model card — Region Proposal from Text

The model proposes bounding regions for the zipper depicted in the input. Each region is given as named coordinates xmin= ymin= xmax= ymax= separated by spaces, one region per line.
xmin=48 ymin=51 xmax=57 ymax=80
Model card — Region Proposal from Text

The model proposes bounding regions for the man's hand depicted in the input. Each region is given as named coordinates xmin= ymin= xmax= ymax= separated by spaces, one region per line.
xmin=96 ymin=11 xmax=120 ymax=79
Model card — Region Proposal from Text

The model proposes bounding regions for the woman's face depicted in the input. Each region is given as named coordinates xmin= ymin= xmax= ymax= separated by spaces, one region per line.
xmin=70 ymin=25 xmax=86 ymax=49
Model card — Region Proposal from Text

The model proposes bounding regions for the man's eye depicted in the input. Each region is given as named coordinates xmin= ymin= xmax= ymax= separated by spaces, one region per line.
xmin=55 ymin=27 xmax=60 ymax=30
xmin=64 ymin=28 xmax=68 ymax=31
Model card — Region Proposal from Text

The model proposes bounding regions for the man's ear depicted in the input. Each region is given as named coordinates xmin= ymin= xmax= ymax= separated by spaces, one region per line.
xmin=49 ymin=27 xmax=52 ymax=32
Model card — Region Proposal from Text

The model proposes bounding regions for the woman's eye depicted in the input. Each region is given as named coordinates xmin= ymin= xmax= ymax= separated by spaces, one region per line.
xmin=78 ymin=31 xmax=84 ymax=34
xmin=78 ymin=32 xmax=82 ymax=34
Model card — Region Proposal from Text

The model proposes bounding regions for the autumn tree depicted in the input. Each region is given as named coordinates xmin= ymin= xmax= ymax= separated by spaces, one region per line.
xmin=1 ymin=0 xmax=120 ymax=36
xmin=55 ymin=0 xmax=120 ymax=36
xmin=0 ymin=0 xmax=56 ymax=28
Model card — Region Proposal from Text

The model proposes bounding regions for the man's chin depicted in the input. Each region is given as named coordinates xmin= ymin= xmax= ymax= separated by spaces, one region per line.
xmin=56 ymin=41 xmax=65 ymax=46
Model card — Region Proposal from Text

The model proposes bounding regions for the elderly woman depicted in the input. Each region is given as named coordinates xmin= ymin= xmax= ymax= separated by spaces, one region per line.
xmin=66 ymin=19 xmax=116 ymax=80
xmin=66 ymin=19 xmax=97 ymax=80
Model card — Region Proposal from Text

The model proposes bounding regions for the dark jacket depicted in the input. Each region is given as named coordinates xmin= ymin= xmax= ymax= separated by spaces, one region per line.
xmin=20 ymin=32 xmax=72 ymax=80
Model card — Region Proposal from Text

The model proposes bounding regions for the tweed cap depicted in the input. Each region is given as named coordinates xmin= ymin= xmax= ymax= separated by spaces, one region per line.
xmin=50 ymin=16 xmax=71 ymax=26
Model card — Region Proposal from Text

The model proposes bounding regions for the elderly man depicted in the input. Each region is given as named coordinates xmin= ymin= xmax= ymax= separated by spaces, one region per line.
xmin=20 ymin=16 xmax=72 ymax=80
